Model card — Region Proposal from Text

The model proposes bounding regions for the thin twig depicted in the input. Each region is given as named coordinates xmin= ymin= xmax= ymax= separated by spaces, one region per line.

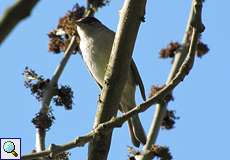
xmin=40 ymin=36 xmax=77 ymax=113
xmin=140 ymin=0 xmax=205 ymax=159
xmin=35 ymin=36 xmax=77 ymax=153
xmin=0 ymin=0 xmax=39 ymax=44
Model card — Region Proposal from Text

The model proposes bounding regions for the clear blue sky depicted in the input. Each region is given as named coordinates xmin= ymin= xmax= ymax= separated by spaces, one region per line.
xmin=0 ymin=0 xmax=229 ymax=159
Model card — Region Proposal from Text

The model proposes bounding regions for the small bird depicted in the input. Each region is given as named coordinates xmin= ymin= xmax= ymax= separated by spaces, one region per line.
xmin=76 ymin=17 xmax=146 ymax=147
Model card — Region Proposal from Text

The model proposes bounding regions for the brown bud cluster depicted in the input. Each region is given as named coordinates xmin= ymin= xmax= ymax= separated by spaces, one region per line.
xmin=53 ymin=85 xmax=74 ymax=110
xmin=48 ymin=32 xmax=66 ymax=53
xmin=186 ymin=27 xmax=209 ymax=57
xmin=159 ymin=42 xmax=181 ymax=58
xmin=149 ymin=85 xmax=174 ymax=103
xmin=161 ymin=110 xmax=179 ymax=129
xmin=23 ymin=67 xmax=50 ymax=101
xmin=48 ymin=4 xmax=85 ymax=53
xmin=151 ymin=145 xmax=173 ymax=160
xmin=23 ymin=67 xmax=74 ymax=109
xmin=196 ymin=41 xmax=209 ymax=58
xmin=58 ymin=4 xmax=85 ymax=36
xmin=32 ymin=111 xmax=55 ymax=130
xmin=160 ymin=27 xmax=209 ymax=59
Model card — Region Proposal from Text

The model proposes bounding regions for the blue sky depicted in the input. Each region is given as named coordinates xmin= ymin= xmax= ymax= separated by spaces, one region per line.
xmin=0 ymin=0 xmax=229 ymax=159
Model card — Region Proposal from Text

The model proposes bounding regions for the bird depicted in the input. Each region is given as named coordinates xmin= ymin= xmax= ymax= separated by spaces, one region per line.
xmin=75 ymin=16 xmax=146 ymax=147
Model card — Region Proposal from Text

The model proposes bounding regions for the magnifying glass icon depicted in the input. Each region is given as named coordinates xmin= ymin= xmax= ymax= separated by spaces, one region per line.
xmin=3 ymin=141 xmax=18 ymax=157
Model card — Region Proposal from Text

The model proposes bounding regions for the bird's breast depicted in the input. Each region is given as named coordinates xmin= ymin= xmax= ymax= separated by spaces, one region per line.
xmin=80 ymin=36 xmax=112 ymax=85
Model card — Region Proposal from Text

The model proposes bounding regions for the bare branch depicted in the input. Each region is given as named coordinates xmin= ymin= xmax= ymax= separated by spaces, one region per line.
xmin=140 ymin=0 xmax=205 ymax=159
xmin=35 ymin=36 xmax=77 ymax=153
xmin=88 ymin=0 xmax=147 ymax=160
xmin=40 ymin=36 xmax=77 ymax=113
xmin=22 ymin=132 xmax=94 ymax=160
xmin=0 ymin=0 xmax=39 ymax=44
xmin=22 ymin=31 xmax=197 ymax=159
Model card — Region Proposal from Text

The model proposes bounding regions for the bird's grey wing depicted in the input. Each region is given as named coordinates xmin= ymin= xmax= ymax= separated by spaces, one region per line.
xmin=131 ymin=59 xmax=146 ymax=101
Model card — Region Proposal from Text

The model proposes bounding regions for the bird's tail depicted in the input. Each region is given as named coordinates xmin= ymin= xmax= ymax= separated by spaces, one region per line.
xmin=128 ymin=114 xmax=146 ymax=147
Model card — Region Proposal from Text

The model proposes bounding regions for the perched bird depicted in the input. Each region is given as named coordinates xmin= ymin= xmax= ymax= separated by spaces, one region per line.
xmin=76 ymin=17 xmax=146 ymax=147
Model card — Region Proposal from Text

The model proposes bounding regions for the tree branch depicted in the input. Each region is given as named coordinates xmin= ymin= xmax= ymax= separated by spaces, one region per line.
xmin=0 ymin=0 xmax=39 ymax=44
xmin=140 ymin=0 xmax=205 ymax=159
xmin=87 ymin=0 xmax=147 ymax=160
xmin=35 ymin=36 xmax=77 ymax=153
xmin=22 ymin=32 xmax=197 ymax=159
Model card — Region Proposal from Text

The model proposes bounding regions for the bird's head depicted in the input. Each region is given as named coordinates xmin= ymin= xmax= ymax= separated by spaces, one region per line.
xmin=76 ymin=17 xmax=104 ymax=38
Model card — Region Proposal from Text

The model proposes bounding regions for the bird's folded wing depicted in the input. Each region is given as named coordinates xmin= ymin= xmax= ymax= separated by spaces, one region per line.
xmin=84 ymin=54 xmax=146 ymax=101
xmin=131 ymin=59 xmax=146 ymax=101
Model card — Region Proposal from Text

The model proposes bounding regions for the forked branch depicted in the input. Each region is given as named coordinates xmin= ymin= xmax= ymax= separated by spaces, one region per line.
xmin=22 ymin=27 xmax=197 ymax=159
